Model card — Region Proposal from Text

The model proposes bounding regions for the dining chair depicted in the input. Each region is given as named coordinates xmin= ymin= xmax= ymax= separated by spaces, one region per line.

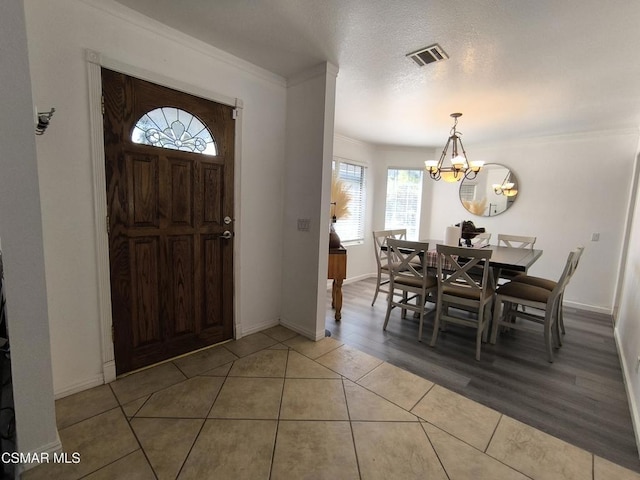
xmin=490 ymin=248 xmax=580 ymax=362
xmin=497 ymin=234 xmax=536 ymax=249
xmin=371 ymin=229 xmax=407 ymax=306
xmin=509 ymin=245 xmax=584 ymax=339
xmin=383 ymin=239 xmax=437 ymax=342
xmin=471 ymin=232 xmax=491 ymax=248
xmin=430 ymin=244 xmax=494 ymax=361
xmin=495 ymin=234 xmax=537 ymax=283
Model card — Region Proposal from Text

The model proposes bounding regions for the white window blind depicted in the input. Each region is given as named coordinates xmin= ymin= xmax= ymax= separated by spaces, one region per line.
xmin=459 ymin=184 xmax=476 ymax=202
xmin=384 ymin=168 xmax=423 ymax=240
xmin=333 ymin=160 xmax=366 ymax=243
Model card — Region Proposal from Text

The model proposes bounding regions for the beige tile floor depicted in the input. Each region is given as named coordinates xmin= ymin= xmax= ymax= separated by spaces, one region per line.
xmin=21 ymin=326 xmax=640 ymax=480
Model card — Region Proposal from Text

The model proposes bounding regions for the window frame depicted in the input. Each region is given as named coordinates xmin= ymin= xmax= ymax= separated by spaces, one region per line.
xmin=384 ymin=167 xmax=424 ymax=241
xmin=332 ymin=157 xmax=367 ymax=245
xmin=131 ymin=106 xmax=217 ymax=156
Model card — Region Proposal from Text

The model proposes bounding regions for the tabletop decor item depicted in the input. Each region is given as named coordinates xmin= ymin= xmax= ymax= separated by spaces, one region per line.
xmin=456 ymin=220 xmax=486 ymax=247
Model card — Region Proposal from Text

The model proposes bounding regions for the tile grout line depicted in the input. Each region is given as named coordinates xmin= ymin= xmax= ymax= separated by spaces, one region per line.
xmin=409 ymin=380 xmax=436 ymax=413
xmin=113 ymin=393 xmax=159 ymax=480
xmin=76 ymin=450 xmax=148 ymax=480
xmin=268 ymin=346 xmax=290 ymax=480
xmin=484 ymin=412 xmax=502 ymax=454
xmin=341 ymin=376 xmax=363 ymax=480
xmin=43 ymin=326 xmax=633 ymax=479
xmin=422 ymin=419 xmax=537 ymax=480
xmin=418 ymin=421 xmax=452 ymax=480
xmin=172 ymin=359 xmax=231 ymax=479
xmin=481 ymin=415 xmax=539 ymax=477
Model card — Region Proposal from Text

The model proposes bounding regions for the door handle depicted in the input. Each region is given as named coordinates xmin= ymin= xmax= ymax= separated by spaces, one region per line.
xmin=220 ymin=230 xmax=233 ymax=240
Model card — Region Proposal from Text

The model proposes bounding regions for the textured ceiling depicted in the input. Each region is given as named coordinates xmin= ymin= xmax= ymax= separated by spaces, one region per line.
xmin=114 ymin=0 xmax=640 ymax=147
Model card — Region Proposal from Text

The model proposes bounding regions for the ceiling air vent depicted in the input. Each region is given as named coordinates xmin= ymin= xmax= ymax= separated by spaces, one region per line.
xmin=407 ymin=44 xmax=448 ymax=66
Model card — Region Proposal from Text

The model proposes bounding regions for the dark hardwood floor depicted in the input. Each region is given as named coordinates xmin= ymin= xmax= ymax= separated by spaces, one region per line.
xmin=325 ymin=278 xmax=640 ymax=473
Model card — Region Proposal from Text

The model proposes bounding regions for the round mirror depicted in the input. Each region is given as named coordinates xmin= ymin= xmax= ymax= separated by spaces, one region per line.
xmin=459 ymin=163 xmax=518 ymax=217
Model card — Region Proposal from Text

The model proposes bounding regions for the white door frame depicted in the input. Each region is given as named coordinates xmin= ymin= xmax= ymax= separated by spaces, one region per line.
xmin=86 ymin=49 xmax=243 ymax=383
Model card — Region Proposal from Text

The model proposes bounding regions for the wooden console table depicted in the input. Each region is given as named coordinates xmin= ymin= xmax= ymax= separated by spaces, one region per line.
xmin=328 ymin=247 xmax=347 ymax=321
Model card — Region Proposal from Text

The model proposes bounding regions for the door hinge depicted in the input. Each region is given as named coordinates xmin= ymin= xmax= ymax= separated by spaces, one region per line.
xmin=232 ymin=108 xmax=238 ymax=120
xmin=106 ymin=215 xmax=110 ymax=235
xmin=101 ymin=94 xmax=105 ymax=115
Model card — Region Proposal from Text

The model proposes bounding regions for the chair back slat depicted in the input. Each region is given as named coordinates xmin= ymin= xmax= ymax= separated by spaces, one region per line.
xmin=554 ymin=249 xmax=580 ymax=294
xmin=373 ymin=229 xmax=407 ymax=267
xmin=431 ymin=244 xmax=494 ymax=361
xmin=436 ymin=244 xmax=493 ymax=293
xmin=383 ymin=238 xmax=436 ymax=342
xmin=386 ymin=238 xmax=428 ymax=279
xmin=497 ymin=234 xmax=536 ymax=249
xmin=371 ymin=229 xmax=407 ymax=306
xmin=471 ymin=232 xmax=491 ymax=247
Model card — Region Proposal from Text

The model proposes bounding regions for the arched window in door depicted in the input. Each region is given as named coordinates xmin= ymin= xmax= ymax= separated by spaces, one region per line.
xmin=131 ymin=106 xmax=217 ymax=155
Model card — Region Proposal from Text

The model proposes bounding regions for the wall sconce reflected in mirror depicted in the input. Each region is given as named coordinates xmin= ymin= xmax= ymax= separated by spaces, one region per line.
xmin=35 ymin=108 xmax=55 ymax=135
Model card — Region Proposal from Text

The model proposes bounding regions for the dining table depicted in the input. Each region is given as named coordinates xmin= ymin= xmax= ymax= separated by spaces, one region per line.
xmin=380 ymin=239 xmax=543 ymax=321
xmin=421 ymin=240 xmax=541 ymax=270
xmin=418 ymin=239 xmax=543 ymax=286
xmin=381 ymin=239 xmax=543 ymax=273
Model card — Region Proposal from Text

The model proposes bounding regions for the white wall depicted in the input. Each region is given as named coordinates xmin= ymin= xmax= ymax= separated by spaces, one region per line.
xmin=615 ymin=146 xmax=640 ymax=450
xmin=281 ymin=64 xmax=337 ymax=340
xmin=424 ymin=131 xmax=637 ymax=313
xmin=342 ymin=130 xmax=636 ymax=313
xmin=0 ymin=0 xmax=59 ymax=460
xmin=24 ymin=0 xmax=288 ymax=396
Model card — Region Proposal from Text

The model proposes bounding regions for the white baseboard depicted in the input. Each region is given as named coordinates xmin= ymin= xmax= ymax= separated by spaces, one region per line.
xmin=103 ymin=360 xmax=116 ymax=384
xmin=345 ymin=273 xmax=375 ymax=285
xmin=16 ymin=433 xmax=63 ymax=475
xmin=54 ymin=373 xmax=105 ymax=400
xmin=563 ymin=300 xmax=612 ymax=316
xmin=614 ymin=327 xmax=640 ymax=459
xmin=238 ymin=318 xmax=280 ymax=338
xmin=326 ymin=272 xmax=375 ymax=289
xmin=279 ymin=318 xmax=321 ymax=340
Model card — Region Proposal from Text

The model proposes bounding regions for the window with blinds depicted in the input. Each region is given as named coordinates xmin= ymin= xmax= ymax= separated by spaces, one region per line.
xmin=384 ymin=168 xmax=423 ymax=240
xmin=333 ymin=160 xmax=366 ymax=243
xmin=459 ymin=184 xmax=476 ymax=202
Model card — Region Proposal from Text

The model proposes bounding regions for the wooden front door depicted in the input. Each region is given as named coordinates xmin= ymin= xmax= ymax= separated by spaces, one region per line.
xmin=102 ymin=69 xmax=235 ymax=375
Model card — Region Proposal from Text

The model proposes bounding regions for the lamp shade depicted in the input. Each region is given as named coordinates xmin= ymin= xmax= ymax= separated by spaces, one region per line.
xmin=441 ymin=171 xmax=462 ymax=183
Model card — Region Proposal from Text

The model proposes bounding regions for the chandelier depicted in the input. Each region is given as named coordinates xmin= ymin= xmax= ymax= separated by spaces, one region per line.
xmin=425 ymin=113 xmax=483 ymax=183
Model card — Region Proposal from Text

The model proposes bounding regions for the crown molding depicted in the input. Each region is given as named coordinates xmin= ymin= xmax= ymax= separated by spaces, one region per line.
xmin=79 ymin=0 xmax=286 ymax=87
xmin=473 ymin=126 xmax=640 ymax=150
xmin=287 ymin=62 xmax=339 ymax=88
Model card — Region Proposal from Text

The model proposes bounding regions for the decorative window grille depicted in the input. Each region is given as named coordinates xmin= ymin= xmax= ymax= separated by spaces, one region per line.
xmin=333 ymin=159 xmax=367 ymax=243
xmin=131 ymin=107 xmax=217 ymax=155
xmin=385 ymin=168 xmax=423 ymax=240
